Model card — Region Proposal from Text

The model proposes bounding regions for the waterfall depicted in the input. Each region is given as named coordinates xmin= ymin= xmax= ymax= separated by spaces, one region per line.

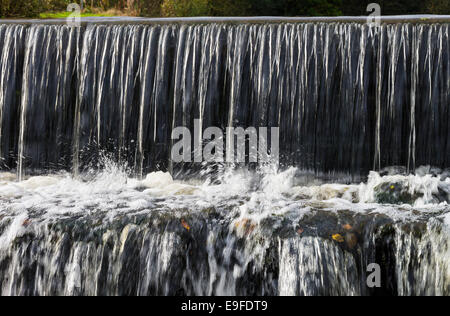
xmin=0 ymin=22 xmax=448 ymax=179
xmin=1 ymin=196 xmax=449 ymax=296
xmin=0 ymin=20 xmax=449 ymax=296
xmin=0 ymin=25 xmax=25 ymax=171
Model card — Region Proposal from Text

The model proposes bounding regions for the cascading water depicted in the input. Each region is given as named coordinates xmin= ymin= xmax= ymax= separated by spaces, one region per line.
xmin=0 ymin=22 xmax=448 ymax=177
xmin=0 ymin=18 xmax=449 ymax=296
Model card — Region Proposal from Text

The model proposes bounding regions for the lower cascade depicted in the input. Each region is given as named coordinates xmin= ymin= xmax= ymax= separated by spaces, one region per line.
xmin=0 ymin=19 xmax=449 ymax=296
xmin=0 ymin=165 xmax=449 ymax=295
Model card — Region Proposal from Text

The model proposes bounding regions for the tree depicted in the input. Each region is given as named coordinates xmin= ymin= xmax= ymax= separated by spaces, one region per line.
xmin=426 ymin=0 xmax=450 ymax=14
xmin=243 ymin=0 xmax=342 ymax=17
xmin=341 ymin=0 xmax=424 ymax=16
xmin=0 ymin=0 xmax=44 ymax=18
xmin=161 ymin=0 xmax=210 ymax=17
xmin=130 ymin=0 xmax=163 ymax=16
xmin=1 ymin=0 xmax=449 ymax=19
xmin=303 ymin=0 xmax=342 ymax=16
xmin=161 ymin=0 xmax=343 ymax=18
xmin=210 ymin=0 xmax=251 ymax=16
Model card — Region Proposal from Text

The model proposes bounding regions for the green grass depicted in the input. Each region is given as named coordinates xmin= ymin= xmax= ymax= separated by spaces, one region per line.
xmin=39 ymin=11 xmax=116 ymax=19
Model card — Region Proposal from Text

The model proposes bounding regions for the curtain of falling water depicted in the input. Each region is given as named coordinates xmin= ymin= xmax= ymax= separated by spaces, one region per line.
xmin=14 ymin=25 xmax=79 ymax=179
xmin=0 ymin=25 xmax=25 ymax=170
xmin=0 ymin=23 xmax=448 ymax=180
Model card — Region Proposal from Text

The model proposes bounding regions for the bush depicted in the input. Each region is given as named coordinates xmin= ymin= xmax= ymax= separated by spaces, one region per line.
xmin=210 ymin=0 xmax=251 ymax=16
xmin=1 ymin=0 xmax=44 ymax=18
xmin=161 ymin=0 xmax=210 ymax=17
xmin=426 ymin=0 xmax=450 ymax=14
xmin=0 ymin=0 xmax=449 ymax=19
xmin=130 ymin=0 xmax=163 ymax=16
xmin=44 ymin=0 xmax=72 ymax=11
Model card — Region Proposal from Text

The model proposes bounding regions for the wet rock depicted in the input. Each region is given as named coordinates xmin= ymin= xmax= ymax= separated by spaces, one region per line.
xmin=0 ymin=205 xmax=448 ymax=296
xmin=435 ymin=185 xmax=450 ymax=203
xmin=440 ymin=168 xmax=450 ymax=181
xmin=374 ymin=182 xmax=421 ymax=205
xmin=373 ymin=180 xmax=450 ymax=205
xmin=415 ymin=165 xmax=443 ymax=177
xmin=345 ymin=232 xmax=358 ymax=249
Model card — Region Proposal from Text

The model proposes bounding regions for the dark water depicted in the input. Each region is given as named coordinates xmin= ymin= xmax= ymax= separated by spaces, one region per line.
xmin=0 ymin=23 xmax=448 ymax=179
xmin=1 ymin=205 xmax=449 ymax=296
xmin=0 ymin=20 xmax=449 ymax=296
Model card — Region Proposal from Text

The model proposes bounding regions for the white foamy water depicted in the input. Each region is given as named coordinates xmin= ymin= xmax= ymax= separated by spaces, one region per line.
xmin=0 ymin=161 xmax=448 ymax=224
xmin=0 ymin=161 xmax=450 ymax=296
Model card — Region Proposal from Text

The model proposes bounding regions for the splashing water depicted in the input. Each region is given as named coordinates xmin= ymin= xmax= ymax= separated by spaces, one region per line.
xmin=0 ymin=22 xmax=448 ymax=179
xmin=0 ymin=20 xmax=449 ymax=296
xmin=0 ymin=156 xmax=449 ymax=295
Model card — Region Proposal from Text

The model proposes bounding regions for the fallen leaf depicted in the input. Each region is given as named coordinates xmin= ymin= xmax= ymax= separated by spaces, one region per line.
xmin=234 ymin=218 xmax=256 ymax=236
xmin=332 ymin=233 xmax=344 ymax=243
xmin=343 ymin=224 xmax=353 ymax=231
xmin=181 ymin=219 xmax=190 ymax=231
xmin=22 ymin=219 xmax=31 ymax=227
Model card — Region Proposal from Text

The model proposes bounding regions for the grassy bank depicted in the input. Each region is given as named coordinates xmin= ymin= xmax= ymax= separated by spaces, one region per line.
xmin=39 ymin=8 xmax=126 ymax=19
xmin=39 ymin=12 xmax=113 ymax=18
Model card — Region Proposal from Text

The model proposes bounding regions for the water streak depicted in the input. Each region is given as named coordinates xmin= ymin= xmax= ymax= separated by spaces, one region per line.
xmin=0 ymin=23 xmax=447 ymax=180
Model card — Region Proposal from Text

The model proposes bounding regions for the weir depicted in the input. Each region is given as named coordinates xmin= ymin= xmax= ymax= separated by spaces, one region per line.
xmin=0 ymin=17 xmax=449 ymax=296
xmin=0 ymin=18 xmax=448 ymax=179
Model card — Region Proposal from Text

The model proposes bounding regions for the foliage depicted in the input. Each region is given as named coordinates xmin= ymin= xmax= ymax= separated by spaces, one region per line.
xmin=38 ymin=10 xmax=116 ymax=18
xmin=129 ymin=0 xmax=163 ymax=16
xmin=426 ymin=0 xmax=450 ymax=14
xmin=341 ymin=0 xmax=427 ymax=16
xmin=161 ymin=0 xmax=210 ymax=17
xmin=1 ymin=0 xmax=449 ymax=19
xmin=246 ymin=0 xmax=342 ymax=16
xmin=1 ymin=0 xmax=44 ymax=18
xmin=209 ymin=0 xmax=252 ymax=16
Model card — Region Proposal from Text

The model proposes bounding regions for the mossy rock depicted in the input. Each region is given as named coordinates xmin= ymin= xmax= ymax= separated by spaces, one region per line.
xmin=374 ymin=182 xmax=420 ymax=205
